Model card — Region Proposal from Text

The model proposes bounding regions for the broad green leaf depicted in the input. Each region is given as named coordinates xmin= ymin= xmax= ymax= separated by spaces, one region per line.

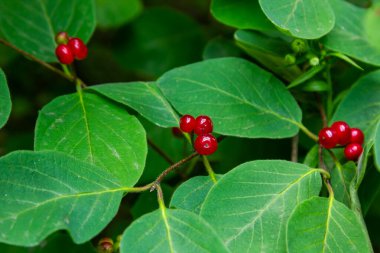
xmin=303 ymin=144 xmax=319 ymax=167
xmin=287 ymin=64 xmax=325 ymax=89
xmin=121 ymin=208 xmax=229 ymax=253
xmin=170 ymin=175 xmax=221 ymax=214
xmin=211 ymin=0 xmax=275 ymax=31
xmin=0 ymin=0 xmax=96 ymax=62
xmin=287 ymin=197 xmax=372 ymax=253
xmin=234 ymin=30 xmax=302 ymax=82
xmin=364 ymin=3 xmax=380 ymax=53
xmin=0 ymin=151 xmax=124 ymax=246
xmin=158 ymin=57 xmax=302 ymax=138
xmin=0 ymin=69 xmax=11 ymax=129
xmin=202 ymin=37 xmax=242 ymax=60
xmin=200 ymin=160 xmax=322 ymax=253
xmin=322 ymin=0 xmax=380 ymax=66
xmin=0 ymin=243 xmax=27 ymax=253
xmin=258 ymin=0 xmax=335 ymax=39
xmin=95 ymin=0 xmax=142 ymax=28
xmin=35 ymin=92 xmax=147 ymax=186
xmin=89 ymin=82 xmax=179 ymax=128
xmin=35 ymin=233 xmax=96 ymax=253
xmin=331 ymin=70 xmax=380 ymax=170
xmin=115 ymin=7 xmax=205 ymax=78
xmin=375 ymin=122 xmax=380 ymax=169
xmin=330 ymin=162 xmax=356 ymax=207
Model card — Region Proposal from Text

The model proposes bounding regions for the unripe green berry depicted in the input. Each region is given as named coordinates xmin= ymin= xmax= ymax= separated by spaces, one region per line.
xmin=284 ymin=54 xmax=296 ymax=65
xmin=291 ymin=39 xmax=307 ymax=53
xmin=309 ymin=57 xmax=320 ymax=66
xmin=55 ymin=32 xmax=69 ymax=45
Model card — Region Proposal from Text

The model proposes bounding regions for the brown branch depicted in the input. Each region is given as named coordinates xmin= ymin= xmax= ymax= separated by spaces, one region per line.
xmin=291 ymin=134 xmax=299 ymax=162
xmin=316 ymin=94 xmax=328 ymax=127
xmin=148 ymin=138 xmax=174 ymax=165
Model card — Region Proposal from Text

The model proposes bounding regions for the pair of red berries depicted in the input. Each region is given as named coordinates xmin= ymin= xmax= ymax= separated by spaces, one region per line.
xmin=55 ymin=32 xmax=88 ymax=65
xmin=318 ymin=121 xmax=364 ymax=161
xmin=179 ymin=115 xmax=218 ymax=156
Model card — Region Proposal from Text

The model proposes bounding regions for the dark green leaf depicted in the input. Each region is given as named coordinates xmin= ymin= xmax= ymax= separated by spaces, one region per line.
xmin=89 ymin=82 xmax=179 ymax=127
xmin=322 ymin=0 xmax=380 ymax=66
xmin=328 ymin=52 xmax=363 ymax=70
xmin=35 ymin=233 xmax=96 ymax=253
xmin=120 ymin=208 xmax=229 ymax=253
xmin=202 ymin=37 xmax=242 ymax=60
xmin=158 ymin=57 xmax=303 ymax=139
xmin=0 ymin=0 xmax=96 ymax=62
xmin=95 ymin=0 xmax=142 ymax=28
xmin=0 ymin=69 xmax=11 ymax=129
xmin=115 ymin=7 xmax=205 ymax=78
xmin=200 ymin=160 xmax=322 ymax=253
xmin=35 ymin=92 xmax=147 ymax=186
xmin=210 ymin=0 xmax=275 ymax=31
xmin=375 ymin=122 xmax=380 ymax=169
xmin=364 ymin=2 xmax=380 ymax=53
xmin=0 ymin=151 xmax=124 ymax=246
xmin=287 ymin=197 xmax=372 ymax=253
xmin=330 ymin=162 xmax=356 ymax=207
xmin=287 ymin=64 xmax=325 ymax=89
xmin=302 ymin=80 xmax=330 ymax=92
xmin=258 ymin=0 xmax=335 ymax=39
xmin=170 ymin=175 xmax=221 ymax=214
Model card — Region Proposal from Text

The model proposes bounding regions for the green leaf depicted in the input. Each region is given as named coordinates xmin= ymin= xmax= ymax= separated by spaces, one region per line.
xmin=120 ymin=208 xmax=229 ymax=253
xmin=158 ymin=57 xmax=302 ymax=138
xmin=258 ymin=0 xmax=335 ymax=39
xmin=210 ymin=0 xmax=275 ymax=31
xmin=328 ymin=52 xmax=363 ymax=70
xmin=200 ymin=160 xmax=322 ymax=253
xmin=114 ymin=7 xmax=205 ymax=78
xmin=287 ymin=197 xmax=372 ymax=253
xmin=375 ymin=122 xmax=380 ymax=169
xmin=202 ymin=37 xmax=242 ymax=60
xmin=0 ymin=150 xmax=124 ymax=246
xmin=322 ymin=0 xmax=380 ymax=66
xmin=331 ymin=70 xmax=380 ymax=170
xmin=287 ymin=64 xmax=325 ymax=89
xmin=330 ymin=162 xmax=356 ymax=207
xmin=0 ymin=69 xmax=11 ymax=129
xmin=89 ymin=82 xmax=179 ymax=128
xmin=0 ymin=243 xmax=28 ymax=253
xmin=35 ymin=233 xmax=96 ymax=253
xmin=0 ymin=0 xmax=96 ymax=62
xmin=364 ymin=2 xmax=380 ymax=53
xmin=95 ymin=0 xmax=142 ymax=28
xmin=234 ymin=30 xmax=302 ymax=82
xmin=35 ymin=92 xmax=147 ymax=186
xmin=170 ymin=176 xmax=221 ymax=214
xmin=302 ymin=80 xmax=329 ymax=92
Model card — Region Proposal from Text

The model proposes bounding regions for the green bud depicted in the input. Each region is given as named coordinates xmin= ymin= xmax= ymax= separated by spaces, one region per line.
xmin=55 ymin=32 xmax=69 ymax=45
xmin=284 ymin=54 xmax=296 ymax=65
xmin=97 ymin=237 xmax=114 ymax=253
xmin=291 ymin=39 xmax=307 ymax=53
xmin=309 ymin=57 xmax=320 ymax=66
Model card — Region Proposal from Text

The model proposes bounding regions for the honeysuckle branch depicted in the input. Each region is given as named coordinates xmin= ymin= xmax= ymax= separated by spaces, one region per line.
xmin=0 ymin=38 xmax=86 ymax=87
xmin=291 ymin=134 xmax=299 ymax=162
xmin=318 ymin=145 xmax=334 ymax=197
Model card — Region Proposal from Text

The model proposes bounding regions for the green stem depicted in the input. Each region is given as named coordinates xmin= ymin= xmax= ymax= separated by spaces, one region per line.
xmin=202 ymin=155 xmax=217 ymax=183
xmin=298 ymin=123 xmax=318 ymax=142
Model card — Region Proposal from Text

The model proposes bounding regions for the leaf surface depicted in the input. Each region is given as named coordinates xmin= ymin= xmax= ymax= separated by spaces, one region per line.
xmin=89 ymin=82 xmax=179 ymax=127
xmin=95 ymin=0 xmax=142 ymax=28
xmin=0 ymin=0 xmax=95 ymax=62
xmin=0 ymin=69 xmax=11 ymax=129
xmin=287 ymin=197 xmax=372 ymax=253
xmin=35 ymin=92 xmax=147 ymax=186
xmin=0 ymin=151 xmax=123 ymax=246
xmin=121 ymin=208 xmax=229 ymax=253
xmin=200 ymin=160 xmax=322 ymax=252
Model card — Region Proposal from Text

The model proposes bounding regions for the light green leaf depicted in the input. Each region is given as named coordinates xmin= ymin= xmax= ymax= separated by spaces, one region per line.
xmin=258 ymin=0 xmax=335 ymax=39
xmin=120 ymin=208 xmax=230 ymax=253
xmin=210 ymin=0 xmax=275 ymax=31
xmin=287 ymin=64 xmax=325 ymax=89
xmin=95 ymin=0 xmax=142 ymax=28
xmin=234 ymin=30 xmax=302 ymax=82
xmin=89 ymin=82 xmax=179 ymax=128
xmin=364 ymin=2 xmax=380 ymax=53
xmin=331 ymin=70 xmax=380 ymax=171
xmin=328 ymin=52 xmax=363 ymax=70
xmin=115 ymin=7 xmax=205 ymax=78
xmin=200 ymin=160 xmax=322 ymax=253
xmin=322 ymin=0 xmax=380 ymax=66
xmin=375 ymin=121 xmax=380 ymax=169
xmin=287 ymin=197 xmax=372 ymax=253
xmin=0 ymin=150 xmax=124 ymax=246
xmin=170 ymin=176 xmax=221 ymax=214
xmin=0 ymin=69 xmax=11 ymax=129
xmin=0 ymin=0 xmax=96 ymax=62
xmin=330 ymin=163 xmax=356 ymax=207
xmin=158 ymin=57 xmax=302 ymax=138
xmin=35 ymin=92 xmax=147 ymax=186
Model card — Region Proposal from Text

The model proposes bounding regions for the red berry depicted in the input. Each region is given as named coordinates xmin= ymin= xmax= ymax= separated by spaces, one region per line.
xmin=318 ymin=127 xmax=338 ymax=149
xmin=68 ymin=38 xmax=88 ymax=60
xmin=55 ymin=44 xmax=74 ymax=64
xmin=97 ymin=237 xmax=113 ymax=253
xmin=194 ymin=134 xmax=218 ymax=155
xmin=331 ymin=121 xmax=351 ymax=145
xmin=344 ymin=143 xmax=363 ymax=161
xmin=55 ymin=31 xmax=69 ymax=45
xmin=179 ymin=115 xmax=195 ymax=133
xmin=349 ymin=128 xmax=364 ymax=145
xmin=194 ymin=115 xmax=213 ymax=135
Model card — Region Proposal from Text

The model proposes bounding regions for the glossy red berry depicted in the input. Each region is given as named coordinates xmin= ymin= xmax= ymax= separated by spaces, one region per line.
xmin=318 ymin=127 xmax=338 ymax=149
xmin=344 ymin=143 xmax=363 ymax=161
xmin=55 ymin=44 xmax=74 ymax=64
xmin=68 ymin=38 xmax=88 ymax=60
xmin=55 ymin=31 xmax=69 ymax=45
xmin=179 ymin=115 xmax=195 ymax=133
xmin=331 ymin=121 xmax=351 ymax=145
xmin=194 ymin=115 xmax=213 ymax=135
xmin=194 ymin=134 xmax=218 ymax=155
xmin=349 ymin=128 xmax=364 ymax=145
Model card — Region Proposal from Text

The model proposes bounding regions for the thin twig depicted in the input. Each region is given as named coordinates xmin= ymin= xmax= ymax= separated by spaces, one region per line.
xmin=316 ymin=94 xmax=328 ymax=127
xmin=291 ymin=134 xmax=299 ymax=162
xmin=0 ymin=38 xmax=86 ymax=87
xmin=148 ymin=138 xmax=174 ymax=165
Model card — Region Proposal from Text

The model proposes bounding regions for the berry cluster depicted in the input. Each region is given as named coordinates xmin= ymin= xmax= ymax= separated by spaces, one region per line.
xmin=179 ymin=114 xmax=218 ymax=155
xmin=54 ymin=32 xmax=88 ymax=65
xmin=318 ymin=121 xmax=364 ymax=161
